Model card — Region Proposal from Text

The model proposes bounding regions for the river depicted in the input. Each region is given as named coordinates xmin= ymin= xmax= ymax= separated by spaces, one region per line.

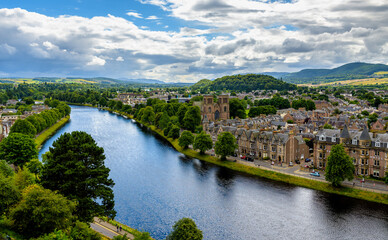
xmin=39 ymin=106 xmax=388 ymax=240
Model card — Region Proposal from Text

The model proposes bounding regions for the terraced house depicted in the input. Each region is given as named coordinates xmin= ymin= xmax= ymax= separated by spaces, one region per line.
xmin=208 ymin=126 xmax=309 ymax=165
xmin=314 ymin=126 xmax=388 ymax=177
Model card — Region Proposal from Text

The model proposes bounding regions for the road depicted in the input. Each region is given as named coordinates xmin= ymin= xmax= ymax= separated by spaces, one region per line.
xmin=90 ymin=222 xmax=119 ymax=239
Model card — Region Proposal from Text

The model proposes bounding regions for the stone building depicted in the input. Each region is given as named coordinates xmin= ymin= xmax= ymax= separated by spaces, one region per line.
xmin=198 ymin=95 xmax=230 ymax=122
xmin=314 ymin=126 xmax=387 ymax=177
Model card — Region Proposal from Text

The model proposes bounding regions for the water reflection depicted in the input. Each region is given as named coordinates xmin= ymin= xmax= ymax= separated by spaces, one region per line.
xmin=39 ymin=106 xmax=388 ymax=240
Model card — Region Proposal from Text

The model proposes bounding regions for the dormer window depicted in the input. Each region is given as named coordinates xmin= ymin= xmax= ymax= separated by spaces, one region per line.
xmin=352 ymin=139 xmax=357 ymax=145
xmin=375 ymin=141 xmax=380 ymax=147
xmin=332 ymin=137 xmax=336 ymax=143
xmin=320 ymin=135 xmax=325 ymax=141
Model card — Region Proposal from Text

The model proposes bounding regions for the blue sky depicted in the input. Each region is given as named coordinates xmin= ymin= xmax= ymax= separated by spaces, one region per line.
xmin=0 ymin=0 xmax=387 ymax=82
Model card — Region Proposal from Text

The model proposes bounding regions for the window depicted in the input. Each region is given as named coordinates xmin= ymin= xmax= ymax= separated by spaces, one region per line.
xmin=361 ymin=159 xmax=364 ymax=165
xmin=374 ymin=160 xmax=380 ymax=166
xmin=223 ymin=98 xmax=227 ymax=104
xmin=352 ymin=139 xmax=357 ymax=145
xmin=332 ymin=137 xmax=336 ymax=142
xmin=272 ymin=147 xmax=276 ymax=152
xmin=376 ymin=151 xmax=380 ymax=156
xmin=361 ymin=169 xmax=364 ymax=174
xmin=224 ymin=106 xmax=227 ymax=112
xmin=352 ymin=150 xmax=356 ymax=154
xmin=279 ymin=148 xmax=282 ymax=153
xmin=362 ymin=150 xmax=365 ymax=155
xmin=366 ymin=151 xmax=369 ymax=156
xmin=375 ymin=142 xmax=380 ymax=147
xmin=208 ymin=107 xmax=211 ymax=113
xmin=319 ymin=153 xmax=323 ymax=159
xmin=365 ymin=169 xmax=368 ymax=175
xmin=320 ymin=135 xmax=325 ymax=141
xmin=366 ymin=159 xmax=368 ymax=165
xmin=373 ymin=171 xmax=380 ymax=177
xmin=263 ymin=146 xmax=267 ymax=150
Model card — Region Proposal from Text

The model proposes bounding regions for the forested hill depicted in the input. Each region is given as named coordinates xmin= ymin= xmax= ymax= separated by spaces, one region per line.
xmin=205 ymin=74 xmax=297 ymax=91
xmin=282 ymin=62 xmax=388 ymax=84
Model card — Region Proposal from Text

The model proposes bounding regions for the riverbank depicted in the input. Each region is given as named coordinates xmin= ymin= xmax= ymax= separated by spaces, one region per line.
xmin=77 ymin=105 xmax=388 ymax=204
xmin=107 ymin=110 xmax=387 ymax=205
xmin=35 ymin=115 xmax=70 ymax=149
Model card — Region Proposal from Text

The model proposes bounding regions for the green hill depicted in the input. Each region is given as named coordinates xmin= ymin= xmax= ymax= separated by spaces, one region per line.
xmin=191 ymin=79 xmax=212 ymax=91
xmin=198 ymin=74 xmax=297 ymax=92
xmin=283 ymin=62 xmax=388 ymax=84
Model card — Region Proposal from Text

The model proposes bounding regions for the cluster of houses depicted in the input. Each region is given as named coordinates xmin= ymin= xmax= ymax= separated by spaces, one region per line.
xmin=0 ymin=99 xmax=48 ymax=141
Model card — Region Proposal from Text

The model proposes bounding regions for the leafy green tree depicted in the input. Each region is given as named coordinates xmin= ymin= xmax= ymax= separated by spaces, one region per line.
xmin=179 ymin=131 xmax=194 ymax=149
xmin=141 ymin=106 xmax=155 ymax=124
xmin=114 ymin=234 xmax=129 ymax=240
xmin=0 ymin=159 xmax=14 ymax=178
xmin=99 ymin=97 xmax=108 ymax=107
xmin=69 ymin=221 xmax=101 ymax=240
xmin=0 ymin=133 xmax=38 ymax=167
xmin=168 ymin=125 xmax=180 ymax=139
xmin=35 ymin=230 xmax=71 ymax=240
xmin=25 ymin=115 xmax=43 ymax=133
xmin=183 ymin=106 xmax=201 ymax=131
xmin=193 ymin=132 xmax=213 ymax=154
xmin=325 ymin=144 xmax=355 ymax=187
xmin=115 ymin=101 xmax=123 ymax=110
xmin=215 ymin=132 xmax=238 ymax=160
xmin=158 ymin=111 xmax=170 ymax=130
xmin=177 ymin=104 xmax=188 ymax=125
xmin=229 ymin=98 xmax=246 ymax=119
xmin=10 ymin=119 xmax=37 ymax=137
xmin=41 ymin=131 xmax=116 ymax=222
xmin=166 ymin=218 xmax=203 ymax=240
xmin=323 ymin=123 xmax=333 ymax=129
xmin=133 ymin=232 xmax=151 ymax=240
xmin=361 ymin=110 xmax=369 ymax=116
xmin=0 ymin=175 xmax=21 ymax=215
xmin=13 ymin=167 xmax=36 ymax=190
xmin=10 ymin=184 xmax=76 ymax=238
xmin=25 ymin=158 xmax=43 ymax=175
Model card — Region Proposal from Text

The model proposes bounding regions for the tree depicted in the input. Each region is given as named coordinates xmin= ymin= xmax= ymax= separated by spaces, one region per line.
xmin=0 ymin=133 xmax=38 ymax=167
xmin=158 ymin=111 xmax=170 ymax=130
xmin=179 ymin=131 xmax=194 ymax=149
xmin=323 ymin=123 xmax=334 ymax=129
xmin=41 ymin=131 xmax=116 ymax=222
xmin=168 ymin=125 xmax=180 ymax=139
xmin=10 ymin=119 xmax=37 ymax=137
xmin=183 ymin=106 xmax=201 ymax=131
xmin=229 ymin=98 xmax=246 ymax=119
xmin=133 ymin=232 xmax=151 ymax=240
xmin=10 ymin=184 xmax=76 ymax=238
xmin=325 ymin=144 xmax=355 ymax=187
xmin=99 ymin=97 xmax=107 ymax=107
xmin=0 ymin=175 xmax=21 ymax=215
xmin=141 ymin=106 xmax=155 ymax=124
xmin=193 ymin=132 xmax=213 ymax=154
xmin=166 ymin=218 xmax=203 ymax=240
xmin=215 ymin=132 xmax=237 ymax=160
xmin=69 ymin=221 xmax=101 ymax=240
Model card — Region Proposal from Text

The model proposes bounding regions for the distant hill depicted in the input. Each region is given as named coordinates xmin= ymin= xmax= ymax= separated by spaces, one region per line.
xmin=194 ymin=74 xmax=297 ymax=92
xmin=281 ymin=62 xmax=388 ymax=84
xmin=191 ymin=79 xmax=212 ymax=91
xmin=119 ymin=78 xmax=165 ymax=84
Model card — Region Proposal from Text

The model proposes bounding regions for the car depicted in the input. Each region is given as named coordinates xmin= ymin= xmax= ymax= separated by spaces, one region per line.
xmin=295 ymin=159 xmax=300 ymax=164
xmin=289 ymin=161 xmax=293 ymax=166
xmin=310 ymin=172 xmax=320 ymax=177
xmin=241 ymin=156 xmax=246 ymax=160
xmin=305 ymin=158 xmax=312 ymax=162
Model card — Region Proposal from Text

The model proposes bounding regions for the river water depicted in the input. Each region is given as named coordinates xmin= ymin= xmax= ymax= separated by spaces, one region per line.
xmin=39 ymin=106 xmax=388 ymax=240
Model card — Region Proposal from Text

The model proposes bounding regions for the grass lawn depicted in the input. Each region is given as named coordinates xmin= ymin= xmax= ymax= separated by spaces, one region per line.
xmin=35 ymin=115 xmax=70 ymax=148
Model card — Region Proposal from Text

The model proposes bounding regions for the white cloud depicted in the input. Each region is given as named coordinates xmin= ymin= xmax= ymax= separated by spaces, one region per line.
xmin=146 ymin=15 xmax=159 ymax=20
xmin=126 ymin=11 xmax=143 ymax=18
xmin=1 ymin=2 xmax=388 ymax=82
xmin=87 ymin=56 xmax=106 ymax=66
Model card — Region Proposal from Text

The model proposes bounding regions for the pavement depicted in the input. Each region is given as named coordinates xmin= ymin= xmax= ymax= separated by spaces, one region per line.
xmin=225 ymin=155 xmax=388 ymax=194
xmin=90 ymin=217 xmax=134 ymax=239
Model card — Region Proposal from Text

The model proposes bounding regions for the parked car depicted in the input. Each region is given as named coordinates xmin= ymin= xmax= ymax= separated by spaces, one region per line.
xmin=289 ymin=161 xmax=293 ymax=166
xmin=310 ymin=172 xmax=320 ymax=177
xmin=295 ymin=159 xmax=300 ymax=164
xmin=241 ymin=156 xmax=246 ymax=160
xmin=305 ymin=158 xmax=312 ymax=162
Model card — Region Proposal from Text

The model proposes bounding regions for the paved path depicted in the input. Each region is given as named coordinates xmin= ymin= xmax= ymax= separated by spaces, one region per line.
xmin=225 ymin=156 xmax=388 ymax=194
xmin=91 ymin=217 xmax=134 ymax=239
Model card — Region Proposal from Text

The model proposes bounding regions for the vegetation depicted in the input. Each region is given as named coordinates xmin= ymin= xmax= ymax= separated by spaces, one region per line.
xmin=9 ymin=184 xmax=76 ymax=238
xmin=179 ymin=130 xmax=194 ymax=149
xmin=183 ymin=106 xmax=201 ymax=132
xmin=35 ymin=115 xmax=71 ymax=148
xmin=248 ymin=105 xmax=277 ymax=117
xmin=284 ymin=62 xmax=388 ymax=84
xmin=166 ymin=218 xmax=203 ymax=240
xmin=325 ymin=144 xmax=355 ymax=187
xmin=0 ymin=133 xmax=38 ymax=167
xmin=215 ymin=132 xmax=238 ymax=160
xmin=41 ymin=131 xmax=116 ymax=222
xmin=193 ymin=132 xmax=213 ymax=154
xmin=209 ymin=74 xmax=297 ymax=91
xmin=291 ymin=99 xmax=316 ymax=110
xmin=229 ymin=98 xmax=247 ymax=119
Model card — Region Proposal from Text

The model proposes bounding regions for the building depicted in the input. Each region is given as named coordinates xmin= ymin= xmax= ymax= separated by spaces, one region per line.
xmin=314 ymin=126 xmax=387 ymax=177
xmin=197 ymin=95 xmax=230 ymax=122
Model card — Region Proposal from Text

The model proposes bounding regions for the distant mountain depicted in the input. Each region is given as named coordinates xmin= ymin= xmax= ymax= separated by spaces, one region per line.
xmin=119 ymin=78 xmax=165 ymax=84
xmin=192 ymin=74 xmax=297 ymax=92
xmin=281 ymin=62 xmax=388 ymax=84
xmin=261 ymin=72 xmax=289 ymax=79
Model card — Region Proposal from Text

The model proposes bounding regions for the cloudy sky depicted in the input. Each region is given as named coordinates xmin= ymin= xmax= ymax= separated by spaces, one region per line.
xmin=0 ymin=0 xmax=387 ymax=82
